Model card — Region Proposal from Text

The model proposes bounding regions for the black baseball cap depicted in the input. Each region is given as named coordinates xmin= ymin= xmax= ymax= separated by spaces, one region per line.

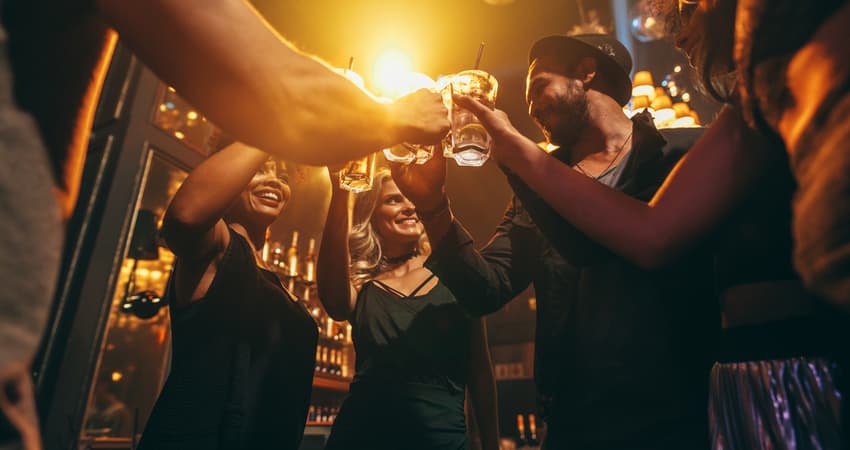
xmin=529 ymin=33 xmax=633 ymax=106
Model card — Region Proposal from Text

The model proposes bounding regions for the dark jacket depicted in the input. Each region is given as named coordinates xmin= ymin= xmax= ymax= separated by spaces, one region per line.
xmin=427 ymin=113 xmax=717 ymax=449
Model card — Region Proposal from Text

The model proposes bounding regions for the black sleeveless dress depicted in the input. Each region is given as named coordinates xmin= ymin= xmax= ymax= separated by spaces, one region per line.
xmin=324 ymin=274 xmax=473 ymax=450
xmin=139 ymin=228 xmax=318 ymax=450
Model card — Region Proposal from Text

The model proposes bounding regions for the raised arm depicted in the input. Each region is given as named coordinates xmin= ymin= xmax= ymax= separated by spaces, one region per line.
xmin=467 ymin=318 xmax=499 ymax=450
xmin=455 ymin=97 xmax=775 ymax=269
xmin=161 ymin=142 xmax=269 ymax=303
xmin=316 ymin=170 xmax=358 ymax=321
xmin=392 ymin=155 xmax=536 ymax=315
xmin=97 ymin=0 xmax=449 ymax=165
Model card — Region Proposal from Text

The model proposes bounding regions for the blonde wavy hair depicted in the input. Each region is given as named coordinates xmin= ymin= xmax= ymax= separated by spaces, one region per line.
xmin=348 ymin=169 xmax=428 ymax=289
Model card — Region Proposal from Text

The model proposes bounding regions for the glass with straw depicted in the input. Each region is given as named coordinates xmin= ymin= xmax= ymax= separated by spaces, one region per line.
xmin=338 ymin=57 xmax=378 ymax=192
xmin=442 ymin=43 xmax=499 ymax=167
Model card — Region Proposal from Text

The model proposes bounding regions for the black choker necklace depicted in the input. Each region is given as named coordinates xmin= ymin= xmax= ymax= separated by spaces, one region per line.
xmin=382 ymin=249 xmax=419 ymax=265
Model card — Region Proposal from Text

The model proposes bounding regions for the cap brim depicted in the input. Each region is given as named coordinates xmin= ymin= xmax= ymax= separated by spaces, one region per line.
xmin=528 ymin=35 xmax=632 ymax=106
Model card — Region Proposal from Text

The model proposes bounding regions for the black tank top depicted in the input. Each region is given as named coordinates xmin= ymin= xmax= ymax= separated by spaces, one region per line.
xmin=351 ymin=274 xmax=472 ymax=392
xmin=139 ymin=228 xmax=318 ymax=450
xmin=324 ymin=275 xmax=473 ymax=450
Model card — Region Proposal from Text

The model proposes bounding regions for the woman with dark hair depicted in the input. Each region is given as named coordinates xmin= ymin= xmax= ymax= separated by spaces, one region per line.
xmin=139 ymin=143 xmax=318 ymax=450
xmin=396 ymin=1 xmax=845 ymax=449
xmin=733 ymin=0 xmax=850 ymax=309
xmin=317 ymin=169 xmax=499 ymax=450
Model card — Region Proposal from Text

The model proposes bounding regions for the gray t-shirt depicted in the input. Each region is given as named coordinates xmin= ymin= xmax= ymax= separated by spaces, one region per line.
xmin=0 ymin=24 xmax=62 ymax=372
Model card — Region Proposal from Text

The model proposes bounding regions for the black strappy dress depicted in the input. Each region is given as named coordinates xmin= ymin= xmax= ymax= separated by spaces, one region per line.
xmin=324 ymin=273 xmax=473 ymax=450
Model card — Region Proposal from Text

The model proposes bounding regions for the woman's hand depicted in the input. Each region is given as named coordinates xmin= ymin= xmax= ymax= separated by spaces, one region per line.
xmin=389 ymin=145 xmax=448 ymax=213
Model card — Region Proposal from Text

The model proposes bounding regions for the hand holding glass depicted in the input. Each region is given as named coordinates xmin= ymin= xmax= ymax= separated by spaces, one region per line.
xmin=338 ymin=152 xmax=377 ymax=193
xmin=382 ymin=72 xmax=439 ymax=165
xmin=443 ymin=70 xmax=499 ymax=167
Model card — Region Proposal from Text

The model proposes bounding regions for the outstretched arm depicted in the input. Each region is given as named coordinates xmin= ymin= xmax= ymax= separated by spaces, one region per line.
xmin=161 ymin=142 xmax=270 ymax=304
xmin=97 ymin=0 xmax=449 ymax=165
xmin=392 ymin=156 xmax=536 ymax=316
xmin=316 ymin=170 xmax=358 ymax=321
xmin=455 ymin=96 xmax=774 ymax=269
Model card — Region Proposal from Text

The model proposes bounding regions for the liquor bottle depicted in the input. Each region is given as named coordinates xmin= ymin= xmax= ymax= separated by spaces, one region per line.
xmin=303 ymin=238 xmax=317 ymax=284
xmin=271 ymin=242 xmax=283 ymax=268
xmin=314 ymin=345 xmax=322 ymax=372
xmin=308 ymin=405 xmax=317 ymax=422
xmin=333 ymin=349 xmax=342 ymax=376
xmin=320 ymin=346 xmax=329 ymax=373
xmin=261 ymin=229 xmax=271 ymax=263
xmin=516 ymin=414 xmax=527 ymax=446
xmin=325 ymin=316 xmax=334 ymax=339
xmin=286 ymin=231 xmax=299 ymax=278
xmin=341 ymin=349 xmax=349 ymax=378
xmin=528 ymin=414 xmax=539 ymax=446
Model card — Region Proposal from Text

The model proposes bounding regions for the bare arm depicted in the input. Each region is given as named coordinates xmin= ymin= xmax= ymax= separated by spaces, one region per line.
xmin=456 ymin=97 xmax=774 ymax=269
xmin=316 ymin=171 xmax=358 ymax=321
xmin=96 ymin=0 xmax=449 ymax=165
xmin=467 ymin=318 xmax=499 ymax=450
xmin=161 ymin=142 xmax=269 ymax=302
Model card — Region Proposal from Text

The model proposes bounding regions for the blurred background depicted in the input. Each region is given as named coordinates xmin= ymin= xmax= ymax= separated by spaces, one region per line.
xmin=37 ymin=1 xmax=721 ymax=449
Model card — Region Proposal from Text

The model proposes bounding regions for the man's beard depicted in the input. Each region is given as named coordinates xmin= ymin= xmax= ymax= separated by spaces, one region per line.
xmin=530 ymin=87 xmax=590 ymax=148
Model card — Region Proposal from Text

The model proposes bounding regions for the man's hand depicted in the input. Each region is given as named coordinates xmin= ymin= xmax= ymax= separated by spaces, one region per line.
xmin=390 ymin=146 xmax=447 ymax=213
xmin=390 ymin=89 xmax=450 ymax=145
xmin=451 ymin=95 xmax=532 ymax=169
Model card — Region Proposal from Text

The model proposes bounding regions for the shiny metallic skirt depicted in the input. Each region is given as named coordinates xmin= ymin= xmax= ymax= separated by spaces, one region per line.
xmin=710 ymin=358 xmax=843 ymax=450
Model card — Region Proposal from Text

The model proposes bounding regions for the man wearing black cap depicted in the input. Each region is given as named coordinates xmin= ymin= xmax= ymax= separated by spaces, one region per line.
xmin=393 ymin=34 xmax=715 ymax=449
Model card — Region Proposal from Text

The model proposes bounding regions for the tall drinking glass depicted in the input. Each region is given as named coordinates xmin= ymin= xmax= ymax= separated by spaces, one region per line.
xmin=443 ymin=70 xmax=499 ymax=167
xmin=339 ymin=152 xmax=376 ymax=193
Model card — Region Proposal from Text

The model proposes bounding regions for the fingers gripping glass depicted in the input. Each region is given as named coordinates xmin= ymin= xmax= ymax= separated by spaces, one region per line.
xmin=381 ymin=73 xmax=440 ymax=165
xmin=339 ymin=153 xmax=377 ymax=193
xmin=442 ymin=70 xmax=499 ymax=167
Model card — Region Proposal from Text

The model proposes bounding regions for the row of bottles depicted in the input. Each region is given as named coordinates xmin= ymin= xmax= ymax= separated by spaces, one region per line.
xmin=305 ymin=301 xmax=352 ymax=344
xmin=307 ymin=405 xmax=339 ymax=424
xmin=314 ymin=345 xmax=349 ymax=378
xmin=516 ymin=413 xmax=540 ymax=446
xmin=262 ymin=230 xmax=316 ymax=286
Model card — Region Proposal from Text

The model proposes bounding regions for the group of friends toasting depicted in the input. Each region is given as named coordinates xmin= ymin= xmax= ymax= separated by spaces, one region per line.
xmin=2 ymin=0 xmax=849 ymax=449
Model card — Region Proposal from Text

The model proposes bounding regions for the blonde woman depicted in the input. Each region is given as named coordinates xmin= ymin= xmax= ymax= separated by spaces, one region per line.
xmin=317 ymin=169 xmax=498 ymax=450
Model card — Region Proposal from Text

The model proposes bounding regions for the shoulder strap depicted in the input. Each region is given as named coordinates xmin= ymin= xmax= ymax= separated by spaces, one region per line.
xmin=408 ymin=273 xmax=437 ymax=297
xmin=371 ymin=279 xmax=409 ymax=298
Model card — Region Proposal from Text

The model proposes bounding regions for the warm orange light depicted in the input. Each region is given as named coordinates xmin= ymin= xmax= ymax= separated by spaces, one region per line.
xmin=111 ymin=371 xmax=123 ymax=382
xmin=373 ymin=49 xmax=422 ymax=98
xmin=652 ymin=95 xmax=676 ymax=127
xmin=632 ymin=95 xmax=651 ymax=110
xmin=632 ymin=71 xmax=653 ymax=87
xmin=632 ymin=71 xmax=655 ymax=99
xmin=336 ymin=68 xmax=366 ymax=89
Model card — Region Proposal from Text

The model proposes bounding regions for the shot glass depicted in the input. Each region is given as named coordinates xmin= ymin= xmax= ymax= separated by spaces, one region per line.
xmin=339 ymin=152 xmax=377 ymax=193
xmin=383 ymin=142 xmax=435 ymax=165
xmin=442 ymin=70 xmax=499 ymax=167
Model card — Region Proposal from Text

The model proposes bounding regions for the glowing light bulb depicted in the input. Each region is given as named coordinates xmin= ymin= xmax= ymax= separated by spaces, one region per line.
xmin=373 ymin=49 xmax=415 ymax=98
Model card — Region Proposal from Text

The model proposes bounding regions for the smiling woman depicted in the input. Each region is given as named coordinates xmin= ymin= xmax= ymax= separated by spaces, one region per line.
xmin=314 ymin=168 xmax=500 ymax=450
xmin=139 ymin=142 xmax=318 ymax=450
